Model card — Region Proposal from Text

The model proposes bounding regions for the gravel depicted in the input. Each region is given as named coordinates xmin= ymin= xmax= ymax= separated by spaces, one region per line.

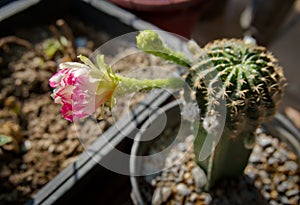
xmin=146 ymin=130 xmax=300 ymax=205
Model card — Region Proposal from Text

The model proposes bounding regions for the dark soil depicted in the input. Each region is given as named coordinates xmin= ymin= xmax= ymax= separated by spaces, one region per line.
xmin=0 ymin=19 xmax=103 ymax=205
xmin=0 ymin=14 xmax=149 ymax=204
xmin=0 ymin=17 xmax=179 ymax=204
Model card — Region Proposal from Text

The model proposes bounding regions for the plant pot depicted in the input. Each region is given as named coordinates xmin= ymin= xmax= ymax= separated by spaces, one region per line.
xmin=130 ymin=101 xmax=300 ymax=204
xmin=107 ymin=0 xmax=214 ymax=38
xmin=0 ymin=0 xmax=176 ymax=204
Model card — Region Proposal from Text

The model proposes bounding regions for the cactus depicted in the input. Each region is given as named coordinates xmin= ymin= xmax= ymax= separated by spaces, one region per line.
xmin=137 ymin=31 xmax=286 ymax=188
xmin=187 ymin=39 xmax=286 ymax=188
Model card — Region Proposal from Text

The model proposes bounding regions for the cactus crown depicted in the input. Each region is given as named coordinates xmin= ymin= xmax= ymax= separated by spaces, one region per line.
xmin=186 ymin=39 xmax=286 ymax=131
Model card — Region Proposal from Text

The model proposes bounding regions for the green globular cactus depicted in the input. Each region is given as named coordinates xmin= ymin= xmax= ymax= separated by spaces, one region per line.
xmin=187 ymin=39 xmax=286 ymax=188
xmin=136 ymin=31 xmax=286 ymax=189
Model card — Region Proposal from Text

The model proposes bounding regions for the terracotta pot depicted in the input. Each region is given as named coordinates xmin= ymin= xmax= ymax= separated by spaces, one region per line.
xmin=108 ymin=0 xmax=213 ymax=38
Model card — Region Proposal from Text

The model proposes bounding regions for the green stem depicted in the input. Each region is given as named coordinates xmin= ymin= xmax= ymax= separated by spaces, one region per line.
xmin=142 ymin=51 xmax=191 ymax=68
xmin=114 ymin=74 xmax=185 ymax=95
xmin=194 ymin=117 xmax=258 ymax=189
xmin=136 ymin=30 xmax=191 ymax=67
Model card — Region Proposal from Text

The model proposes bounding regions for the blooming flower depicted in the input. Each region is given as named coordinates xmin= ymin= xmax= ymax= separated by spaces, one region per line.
xmin=49 ymin=55 xmax=117 ymax=122
xmin=50 ymin=52 xmax=184 ymax=122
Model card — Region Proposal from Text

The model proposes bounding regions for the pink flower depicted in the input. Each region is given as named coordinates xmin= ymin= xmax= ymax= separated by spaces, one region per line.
xmin=49 ymin=54 xmax=183 ymax=122
xmin=49 ymin=55 xmax=117 ymax=122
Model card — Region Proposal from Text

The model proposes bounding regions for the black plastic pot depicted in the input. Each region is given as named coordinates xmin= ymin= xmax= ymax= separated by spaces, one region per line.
xmin=130 ymin=101 xmax=300 ymax=204
xmin=0 ymin=0 xmax=175 ymax=204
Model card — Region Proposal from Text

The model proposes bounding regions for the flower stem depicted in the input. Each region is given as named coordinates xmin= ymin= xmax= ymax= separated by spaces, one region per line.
xmin=136 ymin=30 xmax=191 ymax=67
xmin=115 ymin=74 xmax=184 ymax=95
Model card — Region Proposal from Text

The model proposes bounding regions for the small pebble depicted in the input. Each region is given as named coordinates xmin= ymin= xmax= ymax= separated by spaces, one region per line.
xmin=48 ymin=145 xmax=55 ymax=153
xmin=190 ymin=192 xmax=198 ymax=202
xmin=183 ymin=172 xmax=191 ymax=180
xmin=21 ymin=140 xmax=32 ymax=152
xmin=277 ymin=182 xmax=288 ymax=193
xmin=191 ymin=166 xmax=207 ymax=189
xmin=267 ymin=157 xmax=279 ymax=165
xmin=152 ymin=186 xmax=172 ymax=205
xmin=269 ymin=199 xmax=279 ymax=205
xmin=176 ymin=183 xmax=191 ymax=196
xmin=259 ymin=135 xmax=272 ymax=147
xmin=258 ymin=170 xmax=268 ymax=179
xmin=285 ymin=189 xmax=299 ymax=197
xmin=261 ymin=191 xmax=270 ymax=200
xmin=262 ymin=178 xmax=271 ymax=185
xmin=280 ymin=196 xmax=290 ymax=204
xmin=288 ymin=152 xmax=297 ymax=161
xmin=265 ymin=146 xmax=275 ymax=154
xmin=186 ymin=178 xmax=194 ymax=185
xmin=283 ymin=161 xmax=298 ymax=172
xmin=291 ymin=175 xmax=299 ymax=183
xmin=249 ymin=154 xmax=263 ymax=163
xmin=270 ymin=190 xmax=278 ymax=200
